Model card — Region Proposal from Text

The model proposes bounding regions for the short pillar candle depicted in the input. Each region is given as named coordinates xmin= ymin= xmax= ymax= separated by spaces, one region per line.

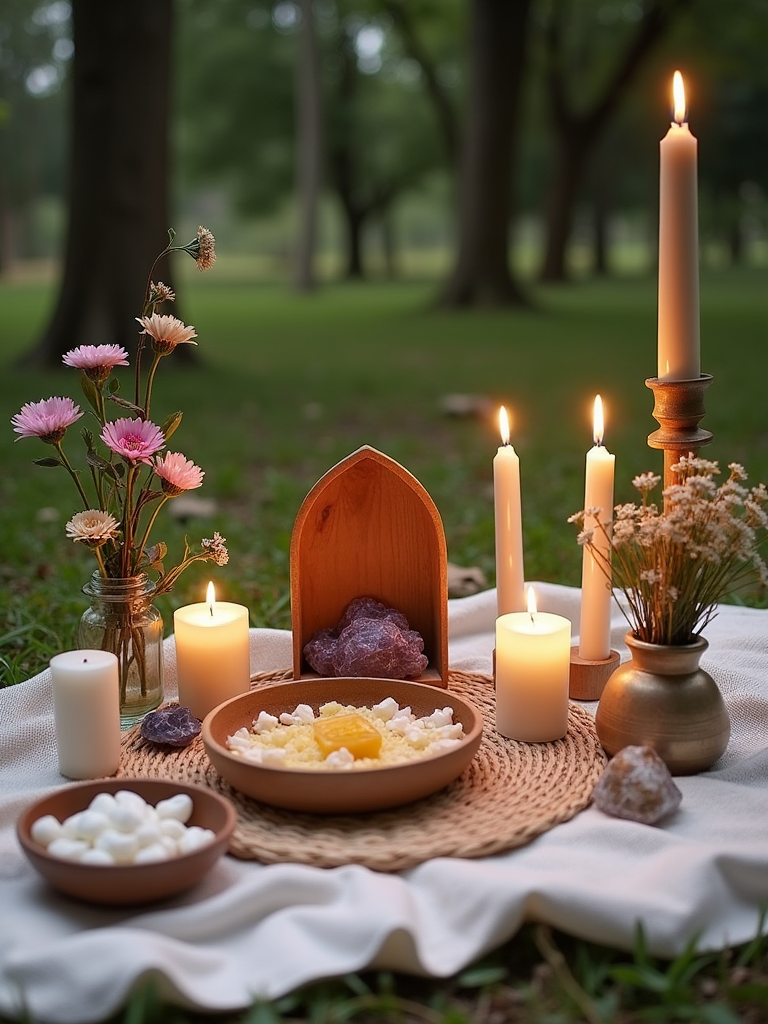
xmin=50 ymin=650 xmax=122 ymax=779
xmin=495 ymin=588 xmax=571 ymax=742
xmin=174 ymin=582 xmax=251 ymax=720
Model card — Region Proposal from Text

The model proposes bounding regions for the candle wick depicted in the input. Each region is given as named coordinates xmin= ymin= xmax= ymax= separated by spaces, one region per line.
xmin=209 ymin=605 xmax=214 ymax=617
xmin=530 ymin=612 xmax=535 ymax=625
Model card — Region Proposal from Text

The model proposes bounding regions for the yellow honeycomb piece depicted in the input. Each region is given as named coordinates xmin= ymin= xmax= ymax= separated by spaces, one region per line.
xmin=313 ymin=713 xmax=383 ymax=760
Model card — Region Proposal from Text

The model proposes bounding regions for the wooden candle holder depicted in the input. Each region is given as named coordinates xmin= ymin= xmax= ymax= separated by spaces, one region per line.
xmin=290 ymin=446 xmax=449 ymax=685
xmin=569 ymin=646 xmax=621 ymax=701
xmin=646 ymin=374 xmax=713 ymax=489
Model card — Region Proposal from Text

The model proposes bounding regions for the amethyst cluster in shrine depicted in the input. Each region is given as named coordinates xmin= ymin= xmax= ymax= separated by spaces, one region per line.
xmin=303 ymin=596 xmax=429 ymax=679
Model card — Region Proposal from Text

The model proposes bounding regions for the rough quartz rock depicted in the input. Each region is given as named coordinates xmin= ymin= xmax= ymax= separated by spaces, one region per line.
xmin=592 ymin=745 xmax=683 ymax=824
xmin=304 ymin=597 xmax=428 ymax=679
xmin=140 ymin=704 xmax=202 ymax=748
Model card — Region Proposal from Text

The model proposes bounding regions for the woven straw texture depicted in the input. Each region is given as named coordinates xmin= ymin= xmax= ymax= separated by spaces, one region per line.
xmin=118 ymin=670 xmax=607 ymax=872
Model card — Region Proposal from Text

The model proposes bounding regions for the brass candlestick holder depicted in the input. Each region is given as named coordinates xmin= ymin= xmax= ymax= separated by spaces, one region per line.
xmin=645 ymin=373 xmax=714 ymax=488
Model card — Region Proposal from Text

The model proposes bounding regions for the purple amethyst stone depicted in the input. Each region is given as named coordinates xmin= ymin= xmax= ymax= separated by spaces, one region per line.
xmin=303 ymin=596 xmax=428 ymax=679
xmin=140 ymin=704 xmax=202 ymax=748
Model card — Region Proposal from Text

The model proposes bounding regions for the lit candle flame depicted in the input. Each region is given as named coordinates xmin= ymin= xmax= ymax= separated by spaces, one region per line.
xmin=206 ymin=580 xmax=216 ymax=617
xmin=499 ymin=406 xmax=511 ymax=446
xmin=673 ymin=70 xmax=686 ymax=125
xmin=527 ymin=586 xmax=537 ymax=622
xmin=593 ymin=394 xmax=605 ymax=446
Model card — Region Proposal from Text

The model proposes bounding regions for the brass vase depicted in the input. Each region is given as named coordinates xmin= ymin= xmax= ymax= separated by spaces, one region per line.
xmin=595 ymin=632 xmax=730 ymax=775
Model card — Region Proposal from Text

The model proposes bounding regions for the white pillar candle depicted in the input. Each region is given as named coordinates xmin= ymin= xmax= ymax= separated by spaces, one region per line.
xmin=658 ymin=70 xmax=700 ymax=381
xmin=578 ymin=395 xmax=616 ymax=661
xmin=174 ymin=582 xmax=250 ymax=720
xmin=50 ymin=650 xmax=121 ymax=779
xmin=494 ymin=406 xmax=525 ymax=615
xmin=495 ymin=588 xmax=571 ymax=742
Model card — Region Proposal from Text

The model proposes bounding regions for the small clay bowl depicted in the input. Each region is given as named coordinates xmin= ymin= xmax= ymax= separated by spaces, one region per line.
xmin=202 ymin=677 xmax=483 ymax=814
xmin=17 ymin=778 xmax=236 ymax=905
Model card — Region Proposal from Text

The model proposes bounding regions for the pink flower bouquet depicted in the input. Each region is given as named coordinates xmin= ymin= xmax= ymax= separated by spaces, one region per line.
xmin=11 ymin=227 xmax=227 ymax=597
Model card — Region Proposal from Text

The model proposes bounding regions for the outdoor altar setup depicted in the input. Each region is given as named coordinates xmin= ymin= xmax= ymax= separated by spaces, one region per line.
xmin=1 ymin=73 xmax=768 ymax=1023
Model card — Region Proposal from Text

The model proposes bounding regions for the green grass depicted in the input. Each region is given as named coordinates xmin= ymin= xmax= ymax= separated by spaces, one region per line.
xmin=2 ymin=261 xmax=767 ymax=683
xmin=1 ymin=261 xmax=767 ymax=1021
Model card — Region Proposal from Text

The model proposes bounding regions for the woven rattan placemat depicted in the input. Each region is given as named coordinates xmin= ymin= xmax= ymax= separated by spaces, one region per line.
xmin=118 ymin=670 xmax=607 ymax=873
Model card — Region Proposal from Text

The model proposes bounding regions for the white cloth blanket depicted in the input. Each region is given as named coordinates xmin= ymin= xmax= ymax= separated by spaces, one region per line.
xmin=1 ymin=582 xmax=767 ymax=1024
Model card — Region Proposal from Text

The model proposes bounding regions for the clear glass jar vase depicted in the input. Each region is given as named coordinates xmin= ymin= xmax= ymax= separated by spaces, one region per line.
xmin=78 ymin=572 xmax=164 ymax=728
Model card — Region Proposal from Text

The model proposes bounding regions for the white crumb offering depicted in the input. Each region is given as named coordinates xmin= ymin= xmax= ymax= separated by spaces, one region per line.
xmin=30 ymin=790 xmax=215 ymax=865
xmin=225 ymin=699 xmax=465 ymax=770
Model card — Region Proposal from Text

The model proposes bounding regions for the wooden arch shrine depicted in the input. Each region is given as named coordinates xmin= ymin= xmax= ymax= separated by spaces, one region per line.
xmin=290 ymin=446 xmax=448 ymax=686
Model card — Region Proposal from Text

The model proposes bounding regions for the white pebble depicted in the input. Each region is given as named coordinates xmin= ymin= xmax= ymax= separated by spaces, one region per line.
xmin=73 ymin=809 xmax=110 ymax=842
xmin=177 ymin=827 xmax=215 ymax=855
xmin=404 ymin=726 xmax=431 ymax=748
xmin=109 ymin=804 xmax=146 ymax=834
xmin=47 ymin=837 xmax=90 ymax=862
xmin=134 ymin=843 xmax=170 ymax=864
xmin=324 ymin=747 xmax=354 ymax=768
xmin=80 ymin=848 xmax=116 ymax=866
xmin=437 ymin=724 xmax=464 ymax=741
xmin=253 ymin=711 xmax=279 ymax=733
xmin=134 ymin=821 xmax=163 ymax=848
xmin=371 ymin=697 xmax=399 ymax=721
xmin=94 ymin=828 xmax=140 ymax=864
xmin=423 ymin=707 xmax=455 ymax=728
xmin=30 ymin=814 xmax=63 ymax=848
xmin=159 ymin=818 xmax=187 ymax=840
xmin=430 ymin=738 xmax=462 ymax=752
xmin=61 ymin=812 xmax=86 ymax=839
xmin=88 ymin=792 xmax=117 ymax=817
xmin=114 ymin=790 xmax=150 ymax=816
xmin=156 ymin=793 xmax=193 ymax=823
xmin=292 ymin=703 xmax=315 ymax=723
xmin=30 ymin=788 xmax=213 ymax=868
xmin=227 ymin=729 xmax=253 ymax=754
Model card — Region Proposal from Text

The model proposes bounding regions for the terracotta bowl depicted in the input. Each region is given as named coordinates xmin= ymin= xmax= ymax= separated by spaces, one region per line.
xmin=202 ymin=677 xmax=483 ymax=814
xmin=16 ymin=778 xmax=236 ymax=905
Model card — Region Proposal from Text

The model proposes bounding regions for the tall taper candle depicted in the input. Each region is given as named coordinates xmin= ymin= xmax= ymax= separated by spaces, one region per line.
xmin=578 ymin=395 xmax=615 ymax=661
xmin=658 ymin=70 xmax=700 ymax=381
xmin=494 ymin=406 xmax=525 ymax=615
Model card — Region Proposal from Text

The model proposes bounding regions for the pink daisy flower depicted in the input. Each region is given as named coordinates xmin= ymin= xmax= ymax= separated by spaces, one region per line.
xmin=136 ymin=314 xmax=198 ymax=356
xmin=62 ymin=344 xmax=129 ymax=381
xmin=11 ymin=396 xmax=83 ymax=444
xmin=153 ymin=452 xmax=205 ymax=496
xmin=101 ymin=417 xmax=165 ymax=464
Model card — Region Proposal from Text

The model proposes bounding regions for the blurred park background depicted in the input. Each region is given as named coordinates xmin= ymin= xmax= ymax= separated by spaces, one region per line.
xmin=2 ymin=0 xmax=767 ymax=686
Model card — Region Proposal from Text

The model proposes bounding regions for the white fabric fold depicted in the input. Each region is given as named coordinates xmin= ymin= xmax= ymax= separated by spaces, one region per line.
xmin=1 ymin=583 xmax=767 ymax=1023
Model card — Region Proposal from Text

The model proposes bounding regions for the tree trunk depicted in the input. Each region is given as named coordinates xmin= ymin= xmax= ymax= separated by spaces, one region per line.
xmin=728 ymin=213 xmax=743 ymax=266
xmin=440 ymin=0 xmax=532 ymax=307
xmin=593 ymin=192 xmax=609 ymax=277
xmin=339 ymin=201 xmax=365 ymax=280
xmin=538 ymin=0 xmax=689 ymax=284
xmin=540 ymin=135 xmax=587 ymax=282
xmin=380 ymin=208 xmax=397 ymax=279
xmin=22 ymin=0 xmax=174 ymax=366
xmin=294 ymin=0 xmax=323 ymax=292
xmin=0 ymin=186 xmax=17 ymax=275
